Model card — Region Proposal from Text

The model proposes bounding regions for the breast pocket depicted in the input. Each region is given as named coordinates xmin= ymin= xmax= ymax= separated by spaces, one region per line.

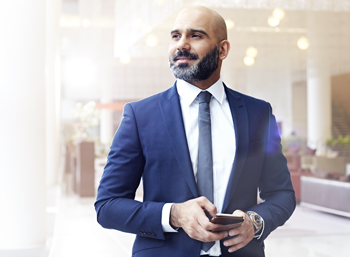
xmin=244 ymin=140 xmax=265 ymax=175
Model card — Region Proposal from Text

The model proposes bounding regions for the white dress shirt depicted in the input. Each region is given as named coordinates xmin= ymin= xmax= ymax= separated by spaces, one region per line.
xmin=161 ymin=78 xmax=236 ymax=256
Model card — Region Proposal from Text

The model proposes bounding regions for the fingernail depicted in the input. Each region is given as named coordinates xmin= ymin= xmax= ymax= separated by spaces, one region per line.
xmin=224 ymin=242 xmax=228 ymax=246
xmin=228 ymin=249 xmax=233 ymax=253
xmin=229 ymin=231 xmax=234 ymax=236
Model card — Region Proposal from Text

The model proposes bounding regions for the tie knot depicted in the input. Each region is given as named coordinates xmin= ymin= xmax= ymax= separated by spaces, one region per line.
xmin=198 ymin=91 xmax=212 ymax=104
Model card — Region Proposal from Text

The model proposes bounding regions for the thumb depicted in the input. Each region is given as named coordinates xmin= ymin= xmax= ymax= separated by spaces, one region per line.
xmin=198 ymin=197 xmax=217 ymax=218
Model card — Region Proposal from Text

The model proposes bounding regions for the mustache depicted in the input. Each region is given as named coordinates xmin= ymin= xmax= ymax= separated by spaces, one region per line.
xmin=172 ymin=50 xmax=199 ymax=61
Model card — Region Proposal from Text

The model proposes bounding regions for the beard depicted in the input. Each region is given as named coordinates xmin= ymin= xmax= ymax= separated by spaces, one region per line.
xmin=169 ymin=45 xmax=219 ymax=82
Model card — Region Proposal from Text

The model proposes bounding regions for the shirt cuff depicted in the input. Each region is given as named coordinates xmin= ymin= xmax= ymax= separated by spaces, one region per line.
xmin=161 ymin=203 xmax=178 ymax=233
xmin=253 ymin=214 xmax=265 ymax=240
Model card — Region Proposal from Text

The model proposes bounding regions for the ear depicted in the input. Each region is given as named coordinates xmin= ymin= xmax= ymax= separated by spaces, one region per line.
xmin=218 ymin=40 xmax=230 ymax=60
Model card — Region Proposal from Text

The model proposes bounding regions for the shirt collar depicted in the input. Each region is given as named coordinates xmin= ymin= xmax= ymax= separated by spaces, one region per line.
xmin=176 ymin=78 xmax=225 ymax=106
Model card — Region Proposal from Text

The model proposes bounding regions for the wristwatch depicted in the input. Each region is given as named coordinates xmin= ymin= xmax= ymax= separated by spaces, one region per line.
xmin=246 ymin=211 xmax=263 ymax=235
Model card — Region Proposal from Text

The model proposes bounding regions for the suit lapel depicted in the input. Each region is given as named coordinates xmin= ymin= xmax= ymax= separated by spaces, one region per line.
xmin=159 ymin=83 xmax=199 ymax=198
xmin=222 ymin=85 xmax=249 ymax=212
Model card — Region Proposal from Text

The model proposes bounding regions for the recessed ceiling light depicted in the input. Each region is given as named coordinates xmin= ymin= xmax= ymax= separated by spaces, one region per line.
xmin=268 ymin=16 xmax=280 ymax=27
xmin=244 ymin=56 xmax=255 ymax=66
xmin=273 ymin=8 xmax=285 ymax=20
xmin=246 ymin=47 xmax=258 ymax=58
xmin=297 ymin=36 xmax=309 ymax=50
xmin=146 ymin=35 xmax=158 ymax=47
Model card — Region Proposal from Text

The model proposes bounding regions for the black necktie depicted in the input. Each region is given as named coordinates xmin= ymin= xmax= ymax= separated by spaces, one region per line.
xmin=197 ymin=91 xmax=214 ymax=252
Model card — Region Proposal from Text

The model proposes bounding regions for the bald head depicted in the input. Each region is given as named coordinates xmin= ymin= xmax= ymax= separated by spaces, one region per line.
xmin=169 ymin=6 xmax=230 ymax=88
xmin=176 ymin=6 xmax=227 ymax=42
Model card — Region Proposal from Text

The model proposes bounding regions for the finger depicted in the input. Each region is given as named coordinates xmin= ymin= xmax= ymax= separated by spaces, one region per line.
xmin=197 ymin=213 xmax=216 ymax=231
xmin=228 ymin=212 xmax=252 ymax=237
xmin=190 ymin=222 xmax=207 ymax=241
xmin=197 ymin=197 xmax=217 ymax=217
xmin=227 ymin=242 xmax=246 ymax=253
xmin=232 ymin=209 xmax=245 ymax=216
xmin=223 ymin=234 xmax=244 ymax=247
xmin=208 ymin=231 xmax=228 ymax=242
xmin=229 ymin=221 xmax=254 ymax=237
xmin=185 ymin=217 xmax=228 ymax=242
xmin=197 ymin=219 xmax=228 ymax=241
xmin=200 ymin=229 xmax=228 ymax=242
xmin=232 ymin=209 xmax=246 ymax=225
xmin=228 ymin=226 xmax=243 ymax=237
xmin=197 ymin=212 xmax=232 ymax=234
xmin=198 ymin=213 xmax=210 ymax=228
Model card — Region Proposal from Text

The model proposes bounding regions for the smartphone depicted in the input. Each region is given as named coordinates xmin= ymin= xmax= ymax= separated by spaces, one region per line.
xmin=211 ymin=213 xmax=244 ymax=232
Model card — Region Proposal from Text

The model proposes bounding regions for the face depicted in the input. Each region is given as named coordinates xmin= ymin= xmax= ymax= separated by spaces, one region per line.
xmin=169 ymin=45 xmax=219 ymax=81
xmin=168 ymin=9 xmax=220 ymax=81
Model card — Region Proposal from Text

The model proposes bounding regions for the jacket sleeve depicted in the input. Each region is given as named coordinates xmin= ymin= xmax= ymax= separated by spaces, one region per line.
xmin=94 ymin=103 xmax=166 ymax=240
xmin=248 ymin=103 xmax=296 ymax=242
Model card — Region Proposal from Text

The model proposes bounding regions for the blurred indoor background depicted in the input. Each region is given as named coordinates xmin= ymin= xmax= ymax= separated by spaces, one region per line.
xmin=1 ymin=0 xmax=350 ymax=256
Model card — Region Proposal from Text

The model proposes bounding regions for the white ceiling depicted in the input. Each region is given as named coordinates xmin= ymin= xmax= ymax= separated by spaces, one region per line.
xmin=60 ymin=0 xmax=350 ymax=101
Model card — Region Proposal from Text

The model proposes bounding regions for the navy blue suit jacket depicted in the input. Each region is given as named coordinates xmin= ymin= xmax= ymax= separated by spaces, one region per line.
xmin=95 ymin=83 xmax=296 ymax=257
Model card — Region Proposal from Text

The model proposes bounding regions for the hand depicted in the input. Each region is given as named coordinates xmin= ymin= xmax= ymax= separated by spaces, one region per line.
xmin=223 ymin=210 xmax=255 ymax=253
xmin=170 ymin=196 xmax=228 ymax=242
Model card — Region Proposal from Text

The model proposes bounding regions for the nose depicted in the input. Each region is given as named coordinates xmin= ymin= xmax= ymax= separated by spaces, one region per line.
xmin=176 ymin=36 xmax=190 ymax=51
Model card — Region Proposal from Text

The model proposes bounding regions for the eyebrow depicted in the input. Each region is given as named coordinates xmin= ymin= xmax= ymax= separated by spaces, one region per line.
xmin=170 ymin=29 xmax=209 ymax=38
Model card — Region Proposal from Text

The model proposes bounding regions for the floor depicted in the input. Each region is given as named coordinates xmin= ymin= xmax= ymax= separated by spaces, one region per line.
xmin=265 ymin=205 xmax=350 ymax=257
xmin=46 ymin=190 xmax=350 ymax=257
xmin=49 ymin=192 xmax=138 ymax=257
xmin=1 ymin=181 xmax=349 ymax=257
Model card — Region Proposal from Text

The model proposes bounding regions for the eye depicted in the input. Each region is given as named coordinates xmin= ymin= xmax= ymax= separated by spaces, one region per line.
xmin=172 ymin=34 xmax=180 ymax=39
xmin=192 ymin=34 xmax=202 ymax=38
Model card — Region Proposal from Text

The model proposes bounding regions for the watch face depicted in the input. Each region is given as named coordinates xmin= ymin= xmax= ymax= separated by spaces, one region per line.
xmin=253 ymin=214 xmax=262 ymax=226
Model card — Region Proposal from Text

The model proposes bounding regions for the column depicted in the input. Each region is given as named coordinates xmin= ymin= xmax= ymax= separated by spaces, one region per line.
xmin=46 ymin=0 xmax=61 ymax=186
xmin=307 ymin=12 xmax=332 ymax=148
xmin=0 ymin=0 xmax=46 ymax=249
xmin=100 ymin=81 xmax=114 ymax=145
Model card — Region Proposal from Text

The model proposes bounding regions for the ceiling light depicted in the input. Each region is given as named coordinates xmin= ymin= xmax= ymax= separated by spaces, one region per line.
xmin=273 ymin=8 xmax=285 ymax=20
xmin=268 ymin=16 xmax=280 ymax=27
xmin=297 ymin=36 xmax=309 ymax=50
xmin=146 ymin=34 xmax=158 ymax=47
xmin=244 ymin=56 xmax=255 ymax=66
xmin=246 ymin=47 xmax=258 ymax=58
xmin=120 ymin=54 xmax=131 ymax=64
xmin=225 ymin=19 xmax=235 ymax=30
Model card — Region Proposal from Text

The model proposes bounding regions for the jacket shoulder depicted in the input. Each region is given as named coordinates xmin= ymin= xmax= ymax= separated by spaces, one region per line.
xmin=225 ymin=86 xmax=270 ymax=108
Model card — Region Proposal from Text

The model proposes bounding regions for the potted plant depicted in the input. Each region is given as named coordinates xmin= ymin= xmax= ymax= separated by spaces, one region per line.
xmin=63 ymin=101 xmax=100 ymax=196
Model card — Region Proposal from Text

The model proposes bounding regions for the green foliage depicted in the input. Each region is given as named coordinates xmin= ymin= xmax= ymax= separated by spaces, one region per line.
xmin=63 ymin=101 xmax=100 ymax=154
xmin=326 ymin=135 xmax=350 ymax=156
xmin=281 ymin=136 xmax=308 ymax=155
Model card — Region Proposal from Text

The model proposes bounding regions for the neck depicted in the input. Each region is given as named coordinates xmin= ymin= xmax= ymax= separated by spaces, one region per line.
xmin=185 ymin=69 xmax=221 ymax=90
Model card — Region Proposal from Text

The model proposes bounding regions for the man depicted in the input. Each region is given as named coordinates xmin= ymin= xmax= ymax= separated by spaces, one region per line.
xmin=95 ymin=6 xmax=295 ymax=257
